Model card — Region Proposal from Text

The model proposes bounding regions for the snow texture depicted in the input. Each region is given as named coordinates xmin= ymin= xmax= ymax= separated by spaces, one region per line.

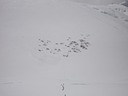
xmin=0 ymin=0 xmax=128 ymax=96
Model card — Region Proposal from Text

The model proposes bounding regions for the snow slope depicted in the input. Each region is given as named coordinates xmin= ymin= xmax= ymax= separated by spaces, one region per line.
xmin=0 ymin=0 xmax=128 ymax=96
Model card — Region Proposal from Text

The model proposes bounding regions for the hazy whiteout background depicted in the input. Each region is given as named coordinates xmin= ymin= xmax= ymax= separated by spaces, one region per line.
xmin=0 ymin=0 xmax=128 ymax=96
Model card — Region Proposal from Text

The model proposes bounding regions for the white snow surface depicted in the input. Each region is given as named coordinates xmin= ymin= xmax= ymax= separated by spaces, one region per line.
xmin=0 ymin=0 xmax=128 ymax=96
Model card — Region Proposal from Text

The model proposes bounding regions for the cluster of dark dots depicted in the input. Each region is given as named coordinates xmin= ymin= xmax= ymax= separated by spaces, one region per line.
xmin=37 ymin=34 xmax=90 ymax=58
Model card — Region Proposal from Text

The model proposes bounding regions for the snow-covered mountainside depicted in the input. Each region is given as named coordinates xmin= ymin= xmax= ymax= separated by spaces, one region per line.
xmin=0 ymin=0 xmax=128 ymax=96
xmin=120 ymin=0 xmax=128 ymax=7
xmin=86 ymin=2 xmax=128 ymax=24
